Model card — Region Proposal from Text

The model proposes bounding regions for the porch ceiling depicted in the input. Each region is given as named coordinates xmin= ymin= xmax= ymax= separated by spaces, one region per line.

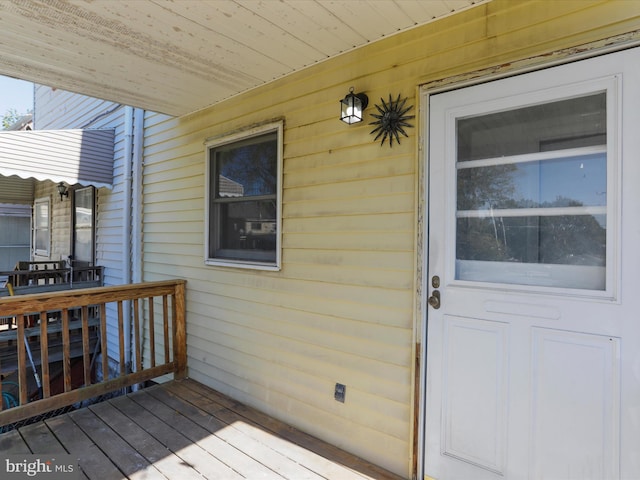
xmin=0 ymin=0 xmax=485 ymax=117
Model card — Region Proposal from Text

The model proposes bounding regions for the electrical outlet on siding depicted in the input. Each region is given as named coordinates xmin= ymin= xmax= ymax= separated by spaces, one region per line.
xmin=334 ymin=383 xmax=346 ymax=403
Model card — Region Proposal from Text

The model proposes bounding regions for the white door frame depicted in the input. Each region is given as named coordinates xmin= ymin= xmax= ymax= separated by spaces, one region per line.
xmin=415 ymin=39 xmax=640 ymax=480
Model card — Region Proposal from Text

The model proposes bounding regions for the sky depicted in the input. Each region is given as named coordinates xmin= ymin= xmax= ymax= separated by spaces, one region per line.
xmin=0 ymin=75 xmax=34 ymax=118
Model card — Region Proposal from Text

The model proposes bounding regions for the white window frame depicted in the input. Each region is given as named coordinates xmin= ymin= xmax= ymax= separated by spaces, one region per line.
xmin=33 ymin=196 xmax=51 ymax=258
xmin=204 ymin=121 xmax=283 ymax=270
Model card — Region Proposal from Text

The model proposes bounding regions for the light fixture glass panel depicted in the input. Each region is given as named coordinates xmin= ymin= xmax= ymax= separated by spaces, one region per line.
xmin=340 ymin=93 xmax=364 ymax=124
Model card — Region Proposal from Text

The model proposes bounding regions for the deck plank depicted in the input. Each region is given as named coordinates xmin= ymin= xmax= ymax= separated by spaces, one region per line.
xmin=1 ymin=379 xmax=407 ymax=480
xmin=45 ymin=414 xmax=119 ymax=480
xmin=19 ymin=422 xmax=67 ymax=454
xmin=145 ymin=385 xmax=327 ymax=480
xmin=176 ymin=380 xmax=404 ymax=480
xmin=109 ymin=394 xmax=254 ymax=479
xmin=0 ymin=428 xmax=31 ymax=453
xmin=167 ymin=381 xmax=373 ymax=480
xmin=89 ymin=400 xmax=201 ymax=480
xmin=69 ymin=407 xmax=166 ymax=480
xmin=127 ymin=388 xmax=269 ymax=479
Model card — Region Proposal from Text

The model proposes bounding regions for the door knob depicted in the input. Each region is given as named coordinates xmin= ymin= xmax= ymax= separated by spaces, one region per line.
xmin=428 ymin=290 xmax=441 ymax=309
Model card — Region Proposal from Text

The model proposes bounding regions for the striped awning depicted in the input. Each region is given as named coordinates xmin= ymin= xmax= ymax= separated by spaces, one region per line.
xmin=0 ymin=129 xmax=115 ymax=188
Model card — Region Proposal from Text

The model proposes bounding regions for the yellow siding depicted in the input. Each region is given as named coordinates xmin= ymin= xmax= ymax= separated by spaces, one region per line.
xmin=141 ymin=1 xmax=640 ymax=476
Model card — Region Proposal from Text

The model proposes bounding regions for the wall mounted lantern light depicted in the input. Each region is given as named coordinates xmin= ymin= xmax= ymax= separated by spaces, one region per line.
xmin=340 ymin=87 xmax=369 ymax=124
xmin=57 ymin=181 xmax=69 ymax=201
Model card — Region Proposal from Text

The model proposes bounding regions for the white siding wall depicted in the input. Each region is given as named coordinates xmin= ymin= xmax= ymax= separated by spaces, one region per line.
xmin=34 ymin=85 xmax=128 ymax=362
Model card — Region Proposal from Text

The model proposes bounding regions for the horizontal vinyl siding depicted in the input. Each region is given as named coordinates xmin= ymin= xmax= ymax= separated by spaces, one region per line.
xmin=34 ymin=86 xmax=122 ymax=130
xmin=0 ymin=176 xmax=33 ymax=204
xmin=143 ymin=91 xmax=416 ymax=474
xmin=140 ymin=1 xmax=640 ymax=477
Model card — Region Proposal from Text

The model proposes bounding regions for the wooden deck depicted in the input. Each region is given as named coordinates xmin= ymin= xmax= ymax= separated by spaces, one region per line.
xmin=0 ymin=379 xmax=405 ymax=480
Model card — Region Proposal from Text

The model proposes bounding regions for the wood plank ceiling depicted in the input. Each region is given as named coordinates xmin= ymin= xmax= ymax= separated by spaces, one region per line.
xmin=0 ymin=0 xmax=486 ymax=116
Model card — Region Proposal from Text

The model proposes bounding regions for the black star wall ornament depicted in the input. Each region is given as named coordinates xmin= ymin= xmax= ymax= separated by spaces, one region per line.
xmin=369 ymin=94 xmax=415 ymax=147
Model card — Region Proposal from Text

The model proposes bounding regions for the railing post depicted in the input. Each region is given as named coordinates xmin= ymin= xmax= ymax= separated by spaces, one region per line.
xmin=173 ymin=281 xmax=187 ymax=380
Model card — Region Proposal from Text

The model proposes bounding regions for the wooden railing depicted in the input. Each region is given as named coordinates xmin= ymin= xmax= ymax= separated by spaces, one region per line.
xmin=0 ymin=266 xmax=104 ymax=295
xmin=0 ymin=280 xmax=186 ymax=427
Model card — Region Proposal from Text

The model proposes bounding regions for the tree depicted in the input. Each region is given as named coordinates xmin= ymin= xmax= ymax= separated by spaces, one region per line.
xmin=2 ymin=108 xmax=25 ymax=130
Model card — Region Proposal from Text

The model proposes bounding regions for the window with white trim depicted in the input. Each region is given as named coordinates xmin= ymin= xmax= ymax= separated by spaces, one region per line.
xmin=33 ymin=197 xmax=50 ymax=257
xmin=205 ymin=121 xmax=283 ymax=269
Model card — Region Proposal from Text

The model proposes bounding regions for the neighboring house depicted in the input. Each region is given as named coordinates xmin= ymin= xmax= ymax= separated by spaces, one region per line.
xmin=3 ymin=2 xmax=640 ymax=479
xmin=5 ymin=113 xmax=32 ymax=131
xmin=0 ymin=91 xmax=137 ymax=371
xmin=0 ymin=115 xmax=33 ymax=275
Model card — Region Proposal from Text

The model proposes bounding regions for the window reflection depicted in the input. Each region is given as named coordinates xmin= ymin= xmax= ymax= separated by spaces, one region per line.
xmin=217 ymin=200 xmax=277 ymax=261
xmin=214 ymin=139 xmax=277 ymax=198
xmin=208 ymin=129 xmax=279 ymax=264
xmin=457 ymin=215 xmax=606 ymax=266
xmin=455 ymin=92 xmax=608 ymax=289
xmin=457 ymin=93 xmax=606 ymax=162
xmin=457 ymin=153 xmax=606 ymax=211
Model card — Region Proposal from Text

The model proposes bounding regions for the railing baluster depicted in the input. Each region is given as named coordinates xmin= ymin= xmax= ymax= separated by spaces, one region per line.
xmin=133 ymin=298 xmax=141 ymax=372
xmin=61 ymin=308 xmax=71 ymax=393
xmin=81 ymin=305 xmax=91 ymax=386
xmin=163 ymin=295 xmax=169 ymax=364
xmin=0 ymin=280 xmax=187 ymax=427
xmin=148 ymin=297 xmax=155 ymax=368
xmin=100 ymin=303 xmax=108 ymax=381
xmin=40 ymin=311 xmax=50 ymax=399
xmin=117 ymin=301 xmax=125 ymax=376
xmin=17 ymin=314 xmax=27 ymax=405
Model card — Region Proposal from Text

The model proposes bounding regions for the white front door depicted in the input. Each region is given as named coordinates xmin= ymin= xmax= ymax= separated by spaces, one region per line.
xmin=424 ymin=48 xmax=640 ymax=479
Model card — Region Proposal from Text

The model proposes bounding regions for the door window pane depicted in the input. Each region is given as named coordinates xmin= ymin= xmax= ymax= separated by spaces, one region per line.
xmin=455 ymin=93 xmax=608 ymax=290
xmin=457 ymin=215 xmax=606 ymax=265
xmin=457 ymin=93 xmax=606 ymax=162
xmin=457 ymin=153 xmax=607 ymax=211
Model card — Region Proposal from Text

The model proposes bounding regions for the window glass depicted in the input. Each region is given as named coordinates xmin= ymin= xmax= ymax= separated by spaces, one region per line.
xmin=214 ymin=137 xmax=277 ymax=198
xmin=73 ymin=187 xmax=95 ymax=264
xmin=457 ymin=153 xmax=607 ymax=211
xmin=34 ymin=198 xmax=50 ymax=256
xmin=457 ymin=93 xmax=606 ymax=162
xmin=455 ymin=93 xmax=608 ymax=290
xmin=207 ymin=124 xmax=281 ymax=268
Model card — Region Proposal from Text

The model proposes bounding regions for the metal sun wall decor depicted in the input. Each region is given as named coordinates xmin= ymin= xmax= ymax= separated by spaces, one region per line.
xmin=369 ymin=94 xmax=415 ymax=147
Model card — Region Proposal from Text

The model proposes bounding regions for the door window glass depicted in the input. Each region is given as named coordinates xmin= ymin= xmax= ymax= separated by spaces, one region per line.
xmin=455 ymin=92 xmax=608 ymax=290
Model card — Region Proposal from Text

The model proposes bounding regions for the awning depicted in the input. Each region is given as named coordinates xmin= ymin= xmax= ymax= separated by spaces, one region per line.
xmin=0 ymin=129 xmax=115 ymax=188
